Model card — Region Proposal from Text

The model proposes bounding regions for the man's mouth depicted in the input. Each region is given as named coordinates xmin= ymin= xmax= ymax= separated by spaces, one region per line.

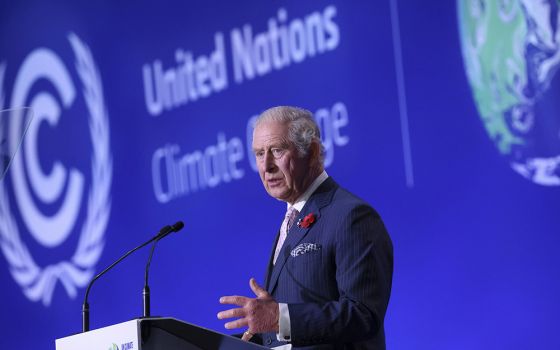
xmin=267 ymin=178 xmax=283 ymax=187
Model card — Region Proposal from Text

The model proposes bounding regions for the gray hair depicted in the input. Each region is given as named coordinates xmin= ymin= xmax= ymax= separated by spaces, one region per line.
xmin=255 ymin=106 xmax=324 ymax=164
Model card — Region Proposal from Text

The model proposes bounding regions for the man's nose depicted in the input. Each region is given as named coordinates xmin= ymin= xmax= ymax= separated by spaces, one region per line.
xmin=264 ymin=151 xmax=276 ymax=171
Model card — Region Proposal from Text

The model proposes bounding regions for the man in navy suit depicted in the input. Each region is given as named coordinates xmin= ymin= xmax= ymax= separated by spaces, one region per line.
xmin=218 ymin=106 xmax=393 ymax=349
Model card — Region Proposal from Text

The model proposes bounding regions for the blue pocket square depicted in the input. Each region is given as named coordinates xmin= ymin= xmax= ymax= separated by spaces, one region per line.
xmin=291 ymin=243 xmax=321 ymax=257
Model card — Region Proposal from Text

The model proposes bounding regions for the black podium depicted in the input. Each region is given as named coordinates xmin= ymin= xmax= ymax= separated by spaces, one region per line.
xmin=55 ymin=317 xmax=269 ymax=350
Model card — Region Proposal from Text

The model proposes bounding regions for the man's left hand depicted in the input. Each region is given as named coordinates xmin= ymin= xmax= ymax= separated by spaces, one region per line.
xmin=218 ymin=278 xmax=279 ymax=341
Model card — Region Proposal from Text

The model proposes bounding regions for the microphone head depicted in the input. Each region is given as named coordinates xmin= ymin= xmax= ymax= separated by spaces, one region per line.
xmin=158 ymin=225 xmax=172 ymax=236
xmin=171 ymin=221 xmax=184 ymax=232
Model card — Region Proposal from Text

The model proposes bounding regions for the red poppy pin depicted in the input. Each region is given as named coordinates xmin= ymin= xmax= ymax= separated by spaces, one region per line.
xmin=297 ymin=213 xmax=316 ymax=228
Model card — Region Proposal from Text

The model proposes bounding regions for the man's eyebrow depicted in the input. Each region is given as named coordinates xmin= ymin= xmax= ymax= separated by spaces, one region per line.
xmin=271 ymin=140 xmax=290 ymax=147
xmin=253 ymin=141 xmax=288 ymax=150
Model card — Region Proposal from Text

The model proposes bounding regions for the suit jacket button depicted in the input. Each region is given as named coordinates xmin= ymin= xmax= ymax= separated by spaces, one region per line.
xmin=266 ymin=338 xmax=272 ymax=345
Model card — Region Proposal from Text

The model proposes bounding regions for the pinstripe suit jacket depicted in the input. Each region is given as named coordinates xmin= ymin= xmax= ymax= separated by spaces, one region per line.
xmin=261 ymin=178 xmax=393 ymax=350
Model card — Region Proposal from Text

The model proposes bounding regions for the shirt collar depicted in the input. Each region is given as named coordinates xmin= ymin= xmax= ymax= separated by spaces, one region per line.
xmin=288 ymin=170 xmax=329 ymax=212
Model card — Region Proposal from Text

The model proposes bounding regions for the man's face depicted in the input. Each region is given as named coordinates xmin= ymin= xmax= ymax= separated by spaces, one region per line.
xmin=252 ymin=121 xmax=310 ymax=204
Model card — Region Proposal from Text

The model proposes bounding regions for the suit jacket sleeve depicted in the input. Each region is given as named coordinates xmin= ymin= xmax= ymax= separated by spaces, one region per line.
xmin=287 ymin=204 xmax=393 ymax=346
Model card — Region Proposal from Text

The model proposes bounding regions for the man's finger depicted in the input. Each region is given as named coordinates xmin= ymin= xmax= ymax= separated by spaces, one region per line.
xmin=217 ymin=307 xmax=245 ymax=320
xmin=241 ymin=330 xmax=254 ymax=342
xmin=249 ymin=278 xmax=269 ymax=298
xmin=224 ymin=318 xmax=249 ymax=330
xmin=219 ymin=295 xmax=249 ymax=306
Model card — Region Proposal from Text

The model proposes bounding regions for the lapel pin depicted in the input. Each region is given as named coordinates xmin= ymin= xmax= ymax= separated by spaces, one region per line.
xmin=297 ymin=213 xmax=316 ymax=228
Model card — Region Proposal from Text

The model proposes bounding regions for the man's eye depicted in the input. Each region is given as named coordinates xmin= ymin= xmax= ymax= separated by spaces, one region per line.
xmin=271 ymin=148 xmax=284 ymax=158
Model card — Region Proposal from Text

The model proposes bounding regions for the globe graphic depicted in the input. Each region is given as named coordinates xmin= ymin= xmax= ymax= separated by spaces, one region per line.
xmin=458 ymin=0 xmax=560 ymax=185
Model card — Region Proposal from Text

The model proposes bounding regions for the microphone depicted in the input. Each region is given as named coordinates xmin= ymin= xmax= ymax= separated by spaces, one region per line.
xmin=142 ymin=221 xmax=184 ymax=318
xmin=81 ymin=221 xmax=184 ymax=332
xmin=155 ymin=221 xmax=184 ymax=240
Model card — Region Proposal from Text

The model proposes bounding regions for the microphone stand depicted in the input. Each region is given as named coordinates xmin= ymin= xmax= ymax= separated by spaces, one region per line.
xmin=142 ymin=221 xmax=183 ymax=318
xmin=81 ymin=225 xmax=172 ymax=332
xmin=142 ymin=241 xmax=157 ymax=318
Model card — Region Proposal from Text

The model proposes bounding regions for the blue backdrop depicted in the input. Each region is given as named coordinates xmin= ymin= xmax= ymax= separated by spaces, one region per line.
xmin=1 ymin=1 xmax=559 ymax=349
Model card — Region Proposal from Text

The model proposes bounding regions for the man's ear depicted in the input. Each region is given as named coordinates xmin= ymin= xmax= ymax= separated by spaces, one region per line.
xmin=309 ymin=141 xmax=321 ymax=168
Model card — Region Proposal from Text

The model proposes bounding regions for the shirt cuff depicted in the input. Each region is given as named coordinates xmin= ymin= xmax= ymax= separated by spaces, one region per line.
xmin=276 ymin=303 xmax=291 ymax=342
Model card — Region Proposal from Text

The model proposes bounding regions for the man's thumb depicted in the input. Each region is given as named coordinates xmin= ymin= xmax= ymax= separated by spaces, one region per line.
xmin=249 ymin=278 xmax=268 ymax=298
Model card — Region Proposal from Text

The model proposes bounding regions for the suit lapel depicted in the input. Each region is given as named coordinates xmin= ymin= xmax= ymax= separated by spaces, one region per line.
xmin=264 ymin=230 xmax=280 ymax=290
xmin=266 ymin=178 xmax=338 ymax=294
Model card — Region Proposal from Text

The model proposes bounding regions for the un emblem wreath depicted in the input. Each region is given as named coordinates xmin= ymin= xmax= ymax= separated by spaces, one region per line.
xmin=0 ymin=33 xmax=112 ymax=306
